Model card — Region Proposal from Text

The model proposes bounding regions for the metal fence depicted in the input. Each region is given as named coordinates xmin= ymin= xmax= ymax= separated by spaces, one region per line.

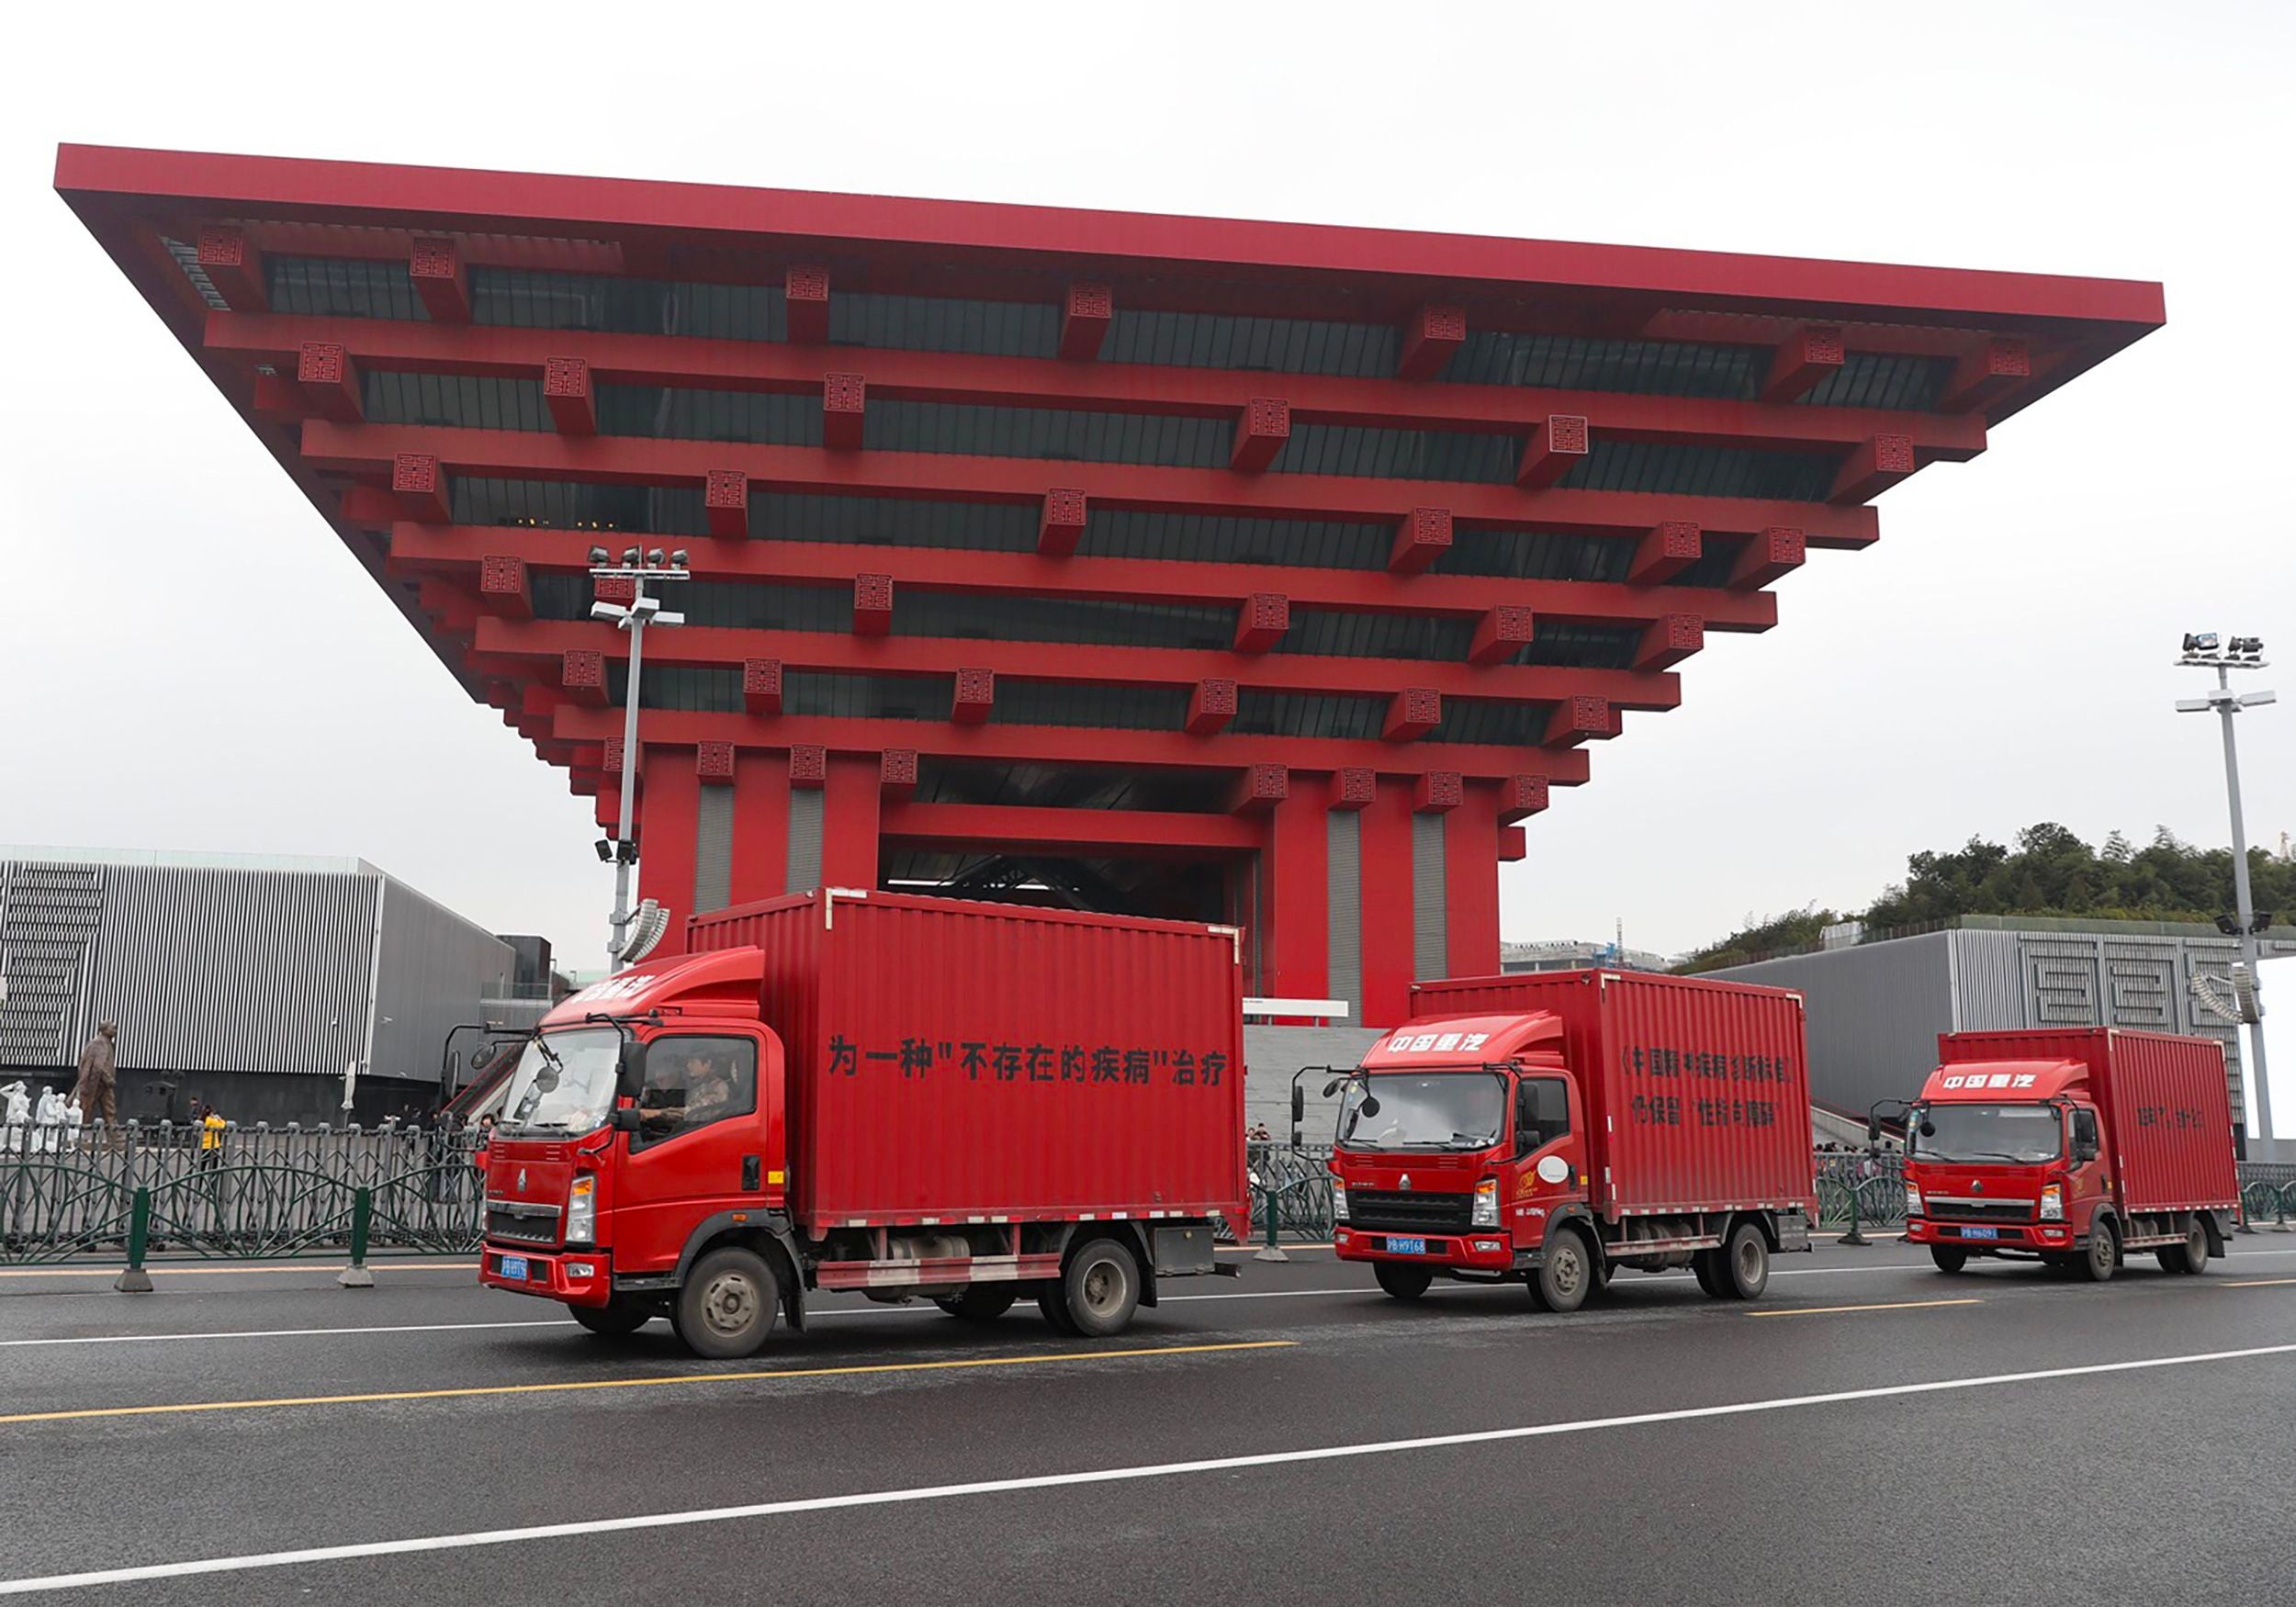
xmin=0 ymin=1122 xmax=485 ymax=1264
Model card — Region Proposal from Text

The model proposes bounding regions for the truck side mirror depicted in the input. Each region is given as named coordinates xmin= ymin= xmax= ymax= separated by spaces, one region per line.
xmin=609 ymin=1106 xmax=643 ymax=1134
xmin=617 ymin=1039 xmax=647 ymax=1098
xmin=1865 ymin=1116 xmax=1882 ymax=1144
xmin=1291 ymin=1085 xmax=1304 ymax=1123
xmin=1322 ymin=1078 xmax=1345 ymax=1099
xmin=1358 ymin=1095 xmax=1380 ymax=1118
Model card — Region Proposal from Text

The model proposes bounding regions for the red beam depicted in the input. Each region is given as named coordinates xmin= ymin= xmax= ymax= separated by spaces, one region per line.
xmin=1830 ymin=433 xmax=1916 ymax=503
xmin=1187 ymin=678 xmax=1237 ymax=735
xmin=390 ymin=453 xmax=450 ymax=523
xmin=1516 ymin=414 xmax=1588 ymax=489
xmin=784 ymin=265 xmax=830 ymax=343
xmin=1498 ymin=773 xmax=1549 ymax=824
xmin=697 ymin=741 xmax=736 ymax=787
xmin=705 ymin=468 xmax=750 ymax=537
xmin=1760 ymin=324 xmax=1845 ymax=403
xmin=408 ymin=237 xmax=469 ymax=322
xmin=210 ymin=312 xmax=1988 ymax=459
xmin=880 ymin=747 xmax=918 ymax=800
xmin=1628 ymin=521 xmax=1702 ymax=586
xmin=881 ymin=801 xmax=1258 ymax=855
xmin=1039 ymin=487 xmax=1086 ymax=556
xmin=298 ymin=421 xmax=1883 ymax=545
xmin=824 ymin=373 xmax=865 ymax=450
xmin=1329 ymin=769 xmax=1375 ymax=810
xmin=1498 ymin=825 xmax=1527 ymax=862
xmin=1545 ymin=697 xmax=1621 ymax=746
xmin=195 ymin=226 xmax=264 ymax=311
xmin=1397 ymin=305 xmax=1465 ymax=381
xmin=1061 ymin=282 xmax=1111 ymax=361
xmin=852 ymin=573 xmax=893 ymax=635
xmin=1414 ymin=770 xmax=1462 ymax=813
xmin=1228 ymin=764 xmax=1289 ymax=815
xmin=1384 ymin=688 xmax=1439 ymax=742
xmin=294 ymin=341 xmax=360 ymax=421
xmin=1232 ymin=399 xmax=1289 ymax=471
xmin=560 ymin=648 xmax=607 ymax=705
xmin=1389 ymin=507 xmax=1451 ymax=576
xmin=1233 ymin=592 xmax=1289 ymax=652
xmin=1469 ymin=606 xmax=1533 ymax=667
xmin=790 ymin=745 xmax=827 ymax=788
xmin=393 ymin=521 xmax=1780 ymax=634
xmin=544 ymin=356 xmax=597 ymax=434
xmin=743 ymin=657 xmax=782 ymax=714
xmin=951 ymin=667 xmax=994 ymax=724
xmin=1730 ymin=525 xmax=1805 ymax=590
xmin=1940 ymin=337 xmax=2032 ymax=413
xmin=478 ymin=555 xmax=533 ymax=618
xmin=1633 ymin=613 xmax=1704 ymax=671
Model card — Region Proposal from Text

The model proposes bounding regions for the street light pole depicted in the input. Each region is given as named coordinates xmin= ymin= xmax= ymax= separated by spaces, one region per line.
xmin=589 ymin=546 xmax=691 ymax=970
xmin=2176 ymin=633 xmax=2277 ymax=1156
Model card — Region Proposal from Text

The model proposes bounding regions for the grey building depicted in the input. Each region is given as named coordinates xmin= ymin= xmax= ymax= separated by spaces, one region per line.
xmin=1704 ymin=916 xmax=2296 ymax=1159
xmin=0 ymin=848 xmax=543 ymax=1125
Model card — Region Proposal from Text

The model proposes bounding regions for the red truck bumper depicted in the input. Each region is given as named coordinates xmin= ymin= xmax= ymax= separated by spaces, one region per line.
xmin=479 ymin=1245 xmax=615 ymax=1307
xmin=1333 ymin=1226 xmax=1517 ymax=1272
xmin=1906 ymin=1218 xmax=2071 ymax=1253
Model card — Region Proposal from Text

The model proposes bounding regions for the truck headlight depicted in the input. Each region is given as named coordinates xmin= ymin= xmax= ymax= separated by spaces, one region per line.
xmin=1905 ymin=1183 xmax=1924 ymax=1218
xmin=2039 ymin=1183 xmax=2064 ymax=1220
xmin=1329 ymin=1181 xmax=1348 ymax=1222
xmin=566 ymin=1173 xmax=598 ymax=1245
xmin=1472 ymin=1178 xmax=1500 ymax=1228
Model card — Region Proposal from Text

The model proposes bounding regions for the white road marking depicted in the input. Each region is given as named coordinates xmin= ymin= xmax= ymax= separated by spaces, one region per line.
xmin=11 ymin=1248 xmax=2296 ymax=1347
xmin=5 ymin=1340 xmax=2291 ymax=1595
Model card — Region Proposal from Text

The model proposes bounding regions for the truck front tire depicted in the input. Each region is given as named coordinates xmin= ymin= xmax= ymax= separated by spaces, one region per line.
xmin=675 ymin=1246 xmax=779 ymax=1358
xmin=1929 ymin=1246 xmax=1969 ymax=1275
xmin=936 ymin=1285 xmax=1019 ymax=1321
xmin=569 ymin=1299 xmax=652 ymax=1336
xmin=1529 ymin=1229 xmax=1593 ymax=1314
xmin=2079 ymin=1219 xmax=2119 ymax=1284
xmin=1062 ymin=1238 xmax=1141 ymax=1338
xmin=1374 ymin=1263 xmax=1435 ymax=1301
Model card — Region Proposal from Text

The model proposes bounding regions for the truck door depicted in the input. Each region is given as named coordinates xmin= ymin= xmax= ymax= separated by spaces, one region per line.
xmin=1512 ymin=1074 xmax=1586 ymax=1246
xmin=611 ymin=1030 xmax=781 ymax=1273
xmin=2067 ymin=1105 xmax=2107 ymax=1227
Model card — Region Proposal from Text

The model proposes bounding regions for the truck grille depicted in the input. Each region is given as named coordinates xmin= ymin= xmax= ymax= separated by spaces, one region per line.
xmin=485 ymin=1204 xmax=561 ymax=1245
xmin=1926 ymin=1197 xmax=2032 ymax=1225
xmin=1348 ymin=1190 xmax=1473 ymax=1233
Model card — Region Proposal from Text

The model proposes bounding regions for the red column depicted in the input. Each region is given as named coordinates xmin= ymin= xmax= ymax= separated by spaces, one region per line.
xmin=636 ymin=749 xmax=701 ymax=933
xmin=729 ymin=750 xmax=790 ymax=904
xmin=1262 ymin=787 xmax=1328 ymax=1015
xmin=820 ymin=753 xmax=883 ymax=890
xmin=1356 ymin=777 xmax=1417 ymax=1028
xmin=1446 ymin=781 xmax=1503 ymax=979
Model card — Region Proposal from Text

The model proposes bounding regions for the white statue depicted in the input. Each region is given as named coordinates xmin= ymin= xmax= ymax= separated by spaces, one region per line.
xmin=33 ymin=1085 xmax=68 ymax=1154
xmin=1 ymin=1081 xmax=28 ymax=1139
xmin=57 ymin=1090 xmax=84 ymax=1150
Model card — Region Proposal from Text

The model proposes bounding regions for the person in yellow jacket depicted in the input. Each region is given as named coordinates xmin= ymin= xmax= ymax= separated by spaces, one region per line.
xmin=195 ymin=1101 xmax=227 ymax=1170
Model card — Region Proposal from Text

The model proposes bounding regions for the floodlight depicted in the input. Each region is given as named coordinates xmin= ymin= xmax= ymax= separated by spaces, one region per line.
xmin=2256 ymin=912 xmax=2279 ymax=933
xmin=2238 ymin=690 xmax=2278 ymax=707
xmin=620 ymin=900 xmax=671 ymax=964
xmin=670 ymin=550 xmax=690 ymax=568
xmin=2215 ymin=915 xmax=2244 ymax=937
xmin=589 ymin=601 xmax=626 ymax=624
xmin=2184 ymin=632 xmax=2221 ymax=653
xmin=593 ymin=838 xmax=614 ymax=863
xmin=630 ymin=595 xmax=661 ymax=618
xmin=588 ymin=546 xmax=610 ymax=566
xmin=652 ymin=611 xmax=685 ymax=628
xmin=2175 ymin=697 xmax=2214 ymax=714
xmin=622 ymin=547 xmax=640 ymax=567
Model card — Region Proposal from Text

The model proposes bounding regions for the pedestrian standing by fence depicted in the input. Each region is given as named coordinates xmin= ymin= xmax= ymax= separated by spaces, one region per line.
xmin=73 ymin=1020 xmax=118 ymax=1147
xmin=196 ymin=1101 xmax=226 ymax=1171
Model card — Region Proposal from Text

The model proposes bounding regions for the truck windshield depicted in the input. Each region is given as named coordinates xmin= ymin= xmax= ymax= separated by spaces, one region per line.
xmin=498 ymin=1028 xmax=621 ymax=1137
xmin=1338 ymin=1072 xmax=1507 ymax=1152
xmin=1912 ymin=1103 xmax=2062 ymax=1164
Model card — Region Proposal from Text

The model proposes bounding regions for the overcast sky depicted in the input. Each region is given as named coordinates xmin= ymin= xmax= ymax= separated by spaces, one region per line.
xmin=4 ymin=2 xmax=2289 ymax=969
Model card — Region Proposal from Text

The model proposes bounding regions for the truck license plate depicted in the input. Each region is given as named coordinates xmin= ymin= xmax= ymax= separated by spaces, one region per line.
xmin=499 ymin=1255 xmax=531 ymax=1280
xmin=1958 ymin=1227 xmax=1998 ymax=1241
xmin=1386 ymin=1237 xmax=1428 ymax=1255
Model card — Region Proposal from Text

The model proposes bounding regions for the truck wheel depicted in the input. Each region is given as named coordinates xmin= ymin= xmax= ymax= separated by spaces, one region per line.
xmin=1062 ymin=1239 xmax=1141 ymax=1338
xmin=935 ymin=1284 xmax=1018 ymax=1321
xmin=1716 ymin=1223 xmax=1771 ymax=1300
xmin=569 ymin=1299 xmax=651 ymax=1336
xmin=675 ymin=1246 xmax=779 ymax=1359
xmin=2078 ymin=1219 xmax=2119 ymax=1284
xmin=1530 ymin=1229 xmax=1593 ymax=1314
xmin=1691 ymin=1249 xmax=1725 ymax=1297
xmin=1929 ymin=1246 xmax=1969 ymax=1275
xmin=1035 ymin=1284 xmax=1081 ymax=1336
xmin=1374 ymin=1263 xmax=1435 ymax=1301
xmin=2159 ymin=1220 xmax=2210 ymax=1275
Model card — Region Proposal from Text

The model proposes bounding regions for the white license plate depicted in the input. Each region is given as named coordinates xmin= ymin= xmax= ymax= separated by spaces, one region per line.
xmin=499 ymin=1255 xmax=531 ymax=1280
xmin=1958 ymin=1227 xmax=1999 ymax=1241
xmin=1386 ymin=1236 xmax=1428 ymax=1255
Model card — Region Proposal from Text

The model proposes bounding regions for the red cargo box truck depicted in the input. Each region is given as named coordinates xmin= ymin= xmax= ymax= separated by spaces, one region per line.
xmin=1326 ymin=970 xmax=1816 ymax=1312
xmin=1898 ymin=1028 xmax=2237 ymax=1281
xmin=478 ymin=890 xmax=1247 ymax=1355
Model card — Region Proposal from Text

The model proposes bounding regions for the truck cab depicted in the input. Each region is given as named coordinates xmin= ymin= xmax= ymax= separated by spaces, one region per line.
xmin=1329 ymin=1014 xmax=1599 ymax=1310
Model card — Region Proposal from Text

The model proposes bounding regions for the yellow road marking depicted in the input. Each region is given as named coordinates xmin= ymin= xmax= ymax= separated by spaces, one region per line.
xmin=0 ymin=1263 xmax=476 ymax=1279
xmin=1750 ymin=1298 xmax=1983 ymax=1319
xmin=2223 ymin=1278 xmax=2296 ymax=1288
xmin=0 ymin=1339 xmax=1295 ymax=1426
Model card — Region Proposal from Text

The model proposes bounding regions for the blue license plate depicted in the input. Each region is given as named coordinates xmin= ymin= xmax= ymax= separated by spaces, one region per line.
xmin=1958 ymin=1227 xmax=1999 ymax=1241
xmin=1386 ymin=1237 xmax=1428 ymax=1255
xmin=499 ymin=1255 xmax=531 ymax=1280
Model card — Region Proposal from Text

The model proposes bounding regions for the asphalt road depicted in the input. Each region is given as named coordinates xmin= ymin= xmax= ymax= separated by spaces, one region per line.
xmin=1 ymin=1237 xmax=2291 ymax=1603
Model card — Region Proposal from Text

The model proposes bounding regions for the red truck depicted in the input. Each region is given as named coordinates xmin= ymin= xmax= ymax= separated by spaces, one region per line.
xmin=478 ymin=890 xmax=1247 ymax=1355
xmin=1327 ymin=970 xmax=1817 ymax=1312
xmin=1898 ymin=1028 xmax=2238 ymax=1281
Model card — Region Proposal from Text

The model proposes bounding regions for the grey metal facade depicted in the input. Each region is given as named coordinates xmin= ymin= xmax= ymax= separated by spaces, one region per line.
xmin=1325 ymin=812 xmax=1362 ymax=1018
xmin=0 ymin=849 xmax=515 ymax=1101
xmin=1410 ymin=813 xmax=1446 ymax=983
xmin=1707 ymin=918 xmax=2296 ymax=1139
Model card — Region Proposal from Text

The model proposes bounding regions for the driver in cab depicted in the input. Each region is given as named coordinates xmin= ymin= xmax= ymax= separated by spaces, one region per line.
xmin=639 ymin=1051 xmax=735 ymax=1137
